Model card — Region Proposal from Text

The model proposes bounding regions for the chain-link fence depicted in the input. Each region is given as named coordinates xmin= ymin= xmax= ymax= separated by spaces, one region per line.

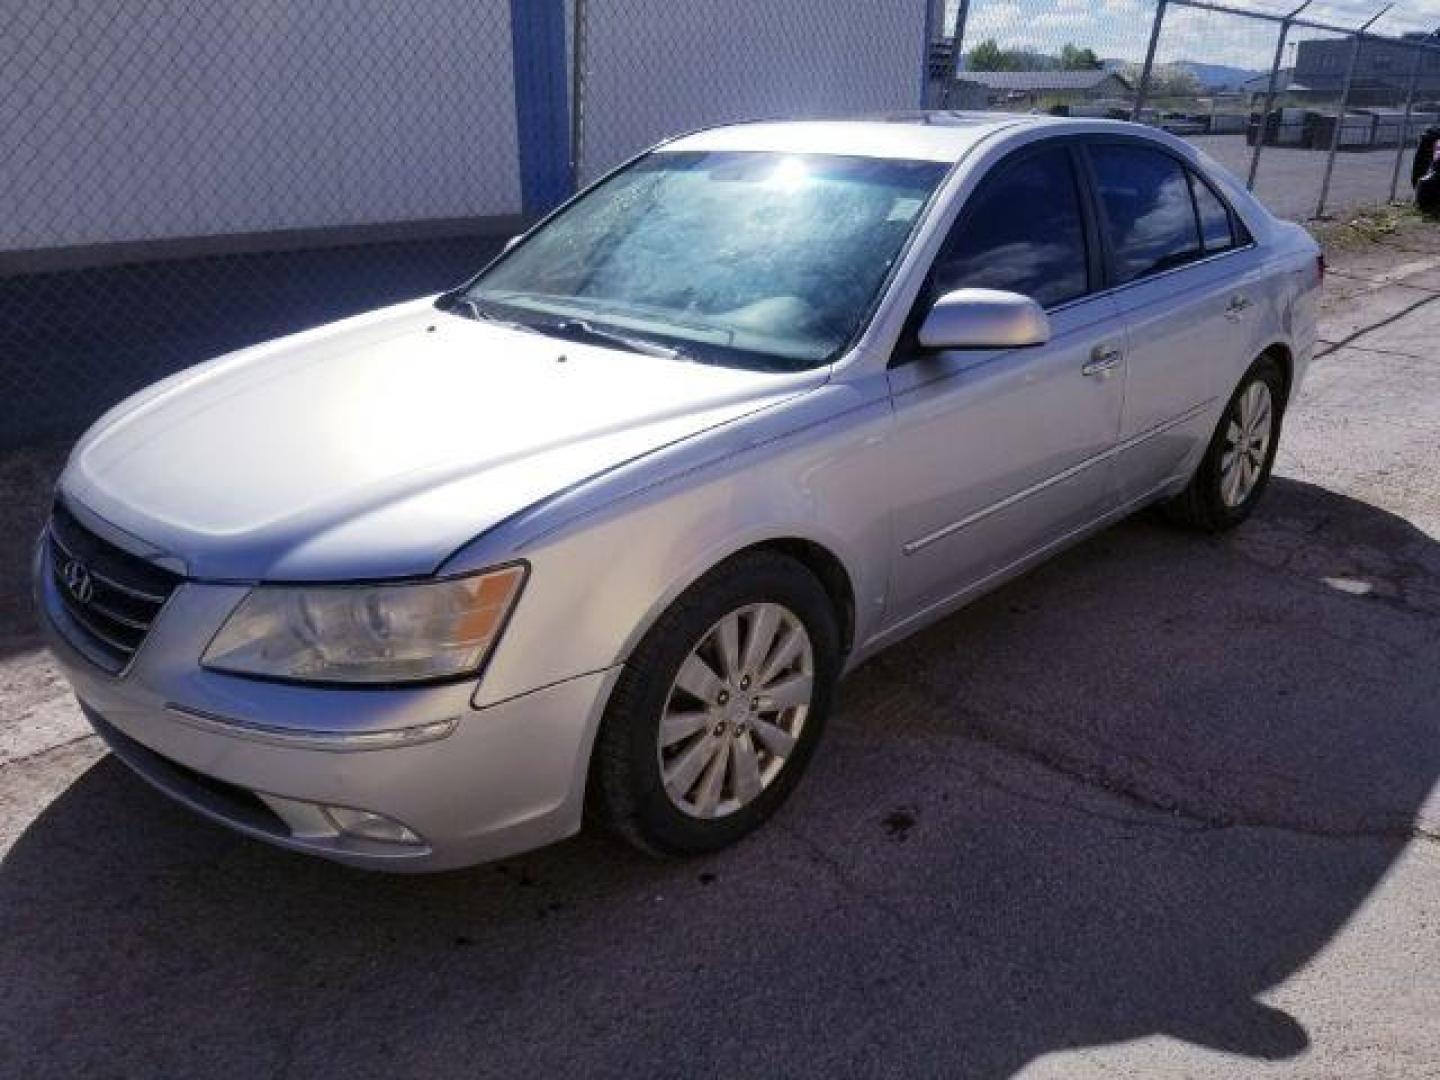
xmin=2 ymin=0 xmax=529 ymax=450
xmin=935 ymin=0 xmax=1440 ymax=220
xmin=4 ymin=1 xmax=1437 ymax=451
xmin=572 ymin=0 xmax=928 ymax=182
xmin=1 ymin=1 xmax=930 ymax=450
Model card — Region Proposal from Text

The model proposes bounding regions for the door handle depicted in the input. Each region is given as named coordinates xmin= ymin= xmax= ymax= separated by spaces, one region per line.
xmin=1082 ymin=345 xmax=1122 ymax=378
xmin=1226 ymin=294 xmax=1253 ymax=319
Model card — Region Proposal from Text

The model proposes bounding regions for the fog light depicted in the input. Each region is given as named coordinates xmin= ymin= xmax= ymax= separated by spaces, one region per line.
xmin=322 ymin=805 xmax=423 ymax=845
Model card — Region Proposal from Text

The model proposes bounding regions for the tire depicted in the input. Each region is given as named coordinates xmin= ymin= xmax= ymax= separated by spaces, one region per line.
xmin=590 ymin=550 xmax=841 ymax=857
xmin=1165 ymin=355 xmax=1286 ymax=532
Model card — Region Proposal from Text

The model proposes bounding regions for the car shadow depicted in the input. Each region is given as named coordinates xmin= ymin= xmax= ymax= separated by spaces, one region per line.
xmin=2 ymin=478 xmax=1437 ymax=1078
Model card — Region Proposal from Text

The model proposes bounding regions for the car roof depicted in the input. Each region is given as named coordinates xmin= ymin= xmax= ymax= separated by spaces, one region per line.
xmin=657 ymin=112 xmax=1275 ymax=244
xmin=662 ymin=112 xmax=1080 ymax=163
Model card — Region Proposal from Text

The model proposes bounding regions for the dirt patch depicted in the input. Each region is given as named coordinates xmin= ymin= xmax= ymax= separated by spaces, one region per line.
xmin=1311 ymin=205 xmax=1440 ymax=259
xmin=0 ymin=440 xmax=68 ymax=646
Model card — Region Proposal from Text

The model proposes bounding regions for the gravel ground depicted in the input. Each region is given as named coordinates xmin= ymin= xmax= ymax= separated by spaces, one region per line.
xmin=1 ymin=217 xmax=1438 ymax=1078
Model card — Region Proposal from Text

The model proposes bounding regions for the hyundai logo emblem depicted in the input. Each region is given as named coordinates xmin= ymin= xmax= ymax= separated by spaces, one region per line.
xmin=63 ymin=558 xmax=95 ymax=605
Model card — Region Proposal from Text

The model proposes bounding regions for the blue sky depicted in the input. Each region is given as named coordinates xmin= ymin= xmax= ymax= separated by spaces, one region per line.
xmin=948 ymin=0 xmax=1440 ymax=69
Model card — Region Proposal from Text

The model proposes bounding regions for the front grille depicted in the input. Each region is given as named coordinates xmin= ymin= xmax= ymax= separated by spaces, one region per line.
xmin=47 ymin=502 xmax=182 ymax=673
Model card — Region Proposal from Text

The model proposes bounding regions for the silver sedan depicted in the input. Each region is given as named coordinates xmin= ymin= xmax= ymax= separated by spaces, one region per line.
xmin=35 ymin=114 xmax=1322 ymax=870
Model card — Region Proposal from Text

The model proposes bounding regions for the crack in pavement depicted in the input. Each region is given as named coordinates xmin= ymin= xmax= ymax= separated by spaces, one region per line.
xmin=1315 ymin=291 xmax=1440 ymax=361
xmin=1314 ymin=340 xmax=1432 ymax=363
xmin=0 ymin=730 xmax=99 ymax=771
xmin=887 ymin=673 xmax=1439 ymax=849
xmin=961 ymin=721 xmax=1439 ymax=846
xmin=773 ymin=816 xmax=926 ymax=928
xmin=1228 ymin=520 xmax=1440 ymax=622
xmin=1323 ymin=269 xmax=1440 ymax=295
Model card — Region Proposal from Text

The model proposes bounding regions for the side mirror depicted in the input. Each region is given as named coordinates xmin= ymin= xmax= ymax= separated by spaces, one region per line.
xmin=503 ymin=235 xmax=523 ymax=253
xmin=917 ymin=288 xmax=1050 ymax=351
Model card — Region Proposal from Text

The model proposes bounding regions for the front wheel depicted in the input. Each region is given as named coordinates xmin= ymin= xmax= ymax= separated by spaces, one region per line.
xmin=1165 ymin=356 xmax=1286 ymax=532
xmin=590 ymin=551 xmax=840 ymax=857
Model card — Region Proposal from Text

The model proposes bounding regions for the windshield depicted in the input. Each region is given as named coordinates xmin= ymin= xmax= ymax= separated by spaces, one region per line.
xmin=461 ymin=151 xmax=948 ymax=371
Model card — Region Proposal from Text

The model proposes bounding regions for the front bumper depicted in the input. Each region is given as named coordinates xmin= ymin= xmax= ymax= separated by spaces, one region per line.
xmin=35 ymin=539 xmax=621 ymax=872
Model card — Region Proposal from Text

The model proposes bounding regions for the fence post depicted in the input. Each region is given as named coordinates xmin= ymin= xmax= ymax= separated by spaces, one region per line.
xmin=1315 ymin=6 xmax=1391 ymax=218
xmin=1248 ymin=1 xmax=1312 ymax=192
xmin=1132 ymin=0 xmax=1168 ymax=123
xmin=569 ymin=0 xmax=588 ymax=193
xmin=943 ymin=0 xmax=972 ymax=107
xmin=921 ymin=0 xmax=940 ymax=107
xmin=510 ymin=0 xmax=572 ymax=215
xmin=1388 ymin=45 xmax=1425 ymax=202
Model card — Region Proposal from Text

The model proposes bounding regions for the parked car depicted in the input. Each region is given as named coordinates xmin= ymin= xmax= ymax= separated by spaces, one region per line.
xmin=1158 ymin=112 xmax=1208 ymax=137
xmin=36 ymin=114 xmax=1323 ymax=871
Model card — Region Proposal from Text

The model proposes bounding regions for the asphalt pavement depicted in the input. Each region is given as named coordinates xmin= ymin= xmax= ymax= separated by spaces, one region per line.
xmin=1 ymin=216 xmax=1437 ymax=1079
xmin=1187 ymin=133 xmax=1413 ymax=223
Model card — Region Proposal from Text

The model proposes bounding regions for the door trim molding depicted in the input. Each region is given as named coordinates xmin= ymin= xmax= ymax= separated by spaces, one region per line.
xmin=862 ymin=469 xmax=1198 ymax=666
xmin=901 ymin=397 xmax=1215 ymax=556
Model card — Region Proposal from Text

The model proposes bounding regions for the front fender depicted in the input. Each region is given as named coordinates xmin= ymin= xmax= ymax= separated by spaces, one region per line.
xmin=450 ymin=378 xmax=897 ymax=708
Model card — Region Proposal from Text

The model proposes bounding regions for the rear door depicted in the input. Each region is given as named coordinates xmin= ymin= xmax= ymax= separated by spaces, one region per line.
xmin=1082 ymin=139 xmax=1263 ymax=505
xmin=884 ymin=141 xmax=1126 ymax=627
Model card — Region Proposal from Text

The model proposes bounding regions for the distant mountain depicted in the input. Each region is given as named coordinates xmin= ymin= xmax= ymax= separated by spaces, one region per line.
xmin=1102 ymin=57 xmax=1261 ymax=91
xmin=1176 ymin=61 xmax=1264 ymax=90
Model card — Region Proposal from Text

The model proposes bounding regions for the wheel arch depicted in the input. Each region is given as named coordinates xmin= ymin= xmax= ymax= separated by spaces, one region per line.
xmin=748 ymin=537 xmax=857 ymax=659
xmin=1259 ymin=341 xmax=1295 ymax=406
xmin=617 ymin=532 xmax=861 ymax=670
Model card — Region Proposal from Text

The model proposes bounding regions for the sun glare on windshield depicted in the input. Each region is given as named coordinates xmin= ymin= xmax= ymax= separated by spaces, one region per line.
xmin=765 ymin=157 xmax=810 ymax=191
xmin=469 ymin=151 xmax=948 ymax=372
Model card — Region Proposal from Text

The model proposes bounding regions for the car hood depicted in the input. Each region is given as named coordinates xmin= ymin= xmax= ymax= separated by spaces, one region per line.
xmin=63 ymin=299 xmax=821 ymax=581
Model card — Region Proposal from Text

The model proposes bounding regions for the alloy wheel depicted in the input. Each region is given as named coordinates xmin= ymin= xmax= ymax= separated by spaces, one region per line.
xmin=657 ymin=603 xmax=814 ymax=819
xmin=1219 ymin=380 xmax=1273 ymax=508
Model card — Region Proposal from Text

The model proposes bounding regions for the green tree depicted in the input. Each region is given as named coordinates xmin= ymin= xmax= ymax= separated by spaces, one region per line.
xmin=967 ymin=38 xmax=1020 ymax=72
xmin=1120 ymin=61 xmax=1203 ymax=98
xmin=1060 ymin=43 xmax=1102 ymax=70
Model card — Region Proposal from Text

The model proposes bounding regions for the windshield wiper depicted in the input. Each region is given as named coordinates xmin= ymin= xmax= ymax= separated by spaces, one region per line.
xmin=441 ymin=293 xmax=529 ymax=330
xmin=443 ymin=291 xmax=689 ymax=359
xmin=532 ymin=316 xmax=682 ymax=359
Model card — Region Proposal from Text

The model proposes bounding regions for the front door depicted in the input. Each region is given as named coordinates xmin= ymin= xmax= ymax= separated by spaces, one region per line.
xmin=883 ymin=143 xmax=1125 ymax=631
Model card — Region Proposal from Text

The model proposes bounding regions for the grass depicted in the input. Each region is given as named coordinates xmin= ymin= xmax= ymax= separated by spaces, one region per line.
xmin=1310 ymin=202 xmax=1425 ymax=252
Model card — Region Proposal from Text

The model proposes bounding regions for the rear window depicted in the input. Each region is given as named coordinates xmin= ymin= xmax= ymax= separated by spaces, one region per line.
xmin=1090 ymin=144 xmax=1202 ymax=285
xmin=1192 ymin=174 xmax=1232 ymax=252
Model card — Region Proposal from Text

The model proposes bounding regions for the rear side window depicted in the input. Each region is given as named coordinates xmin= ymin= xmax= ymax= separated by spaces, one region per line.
xmin=1090 ymin=144 xmax=1201 ymax=284
xmin=932 ymin=146 xmax=1089 ymax=310
xmin=1191 ymin=172 xmax=1238 ymax=253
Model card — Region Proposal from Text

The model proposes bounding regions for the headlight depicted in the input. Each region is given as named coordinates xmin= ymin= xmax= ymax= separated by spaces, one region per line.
xmin=202 ymin=565 xmax=527 ymax=685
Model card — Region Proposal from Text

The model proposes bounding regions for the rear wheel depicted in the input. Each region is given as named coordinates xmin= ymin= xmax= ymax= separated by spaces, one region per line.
xmin=590 ymin=551 xmax=839 ymax=857
xmin=1165 ymin=356 xmax=1285 ymax=532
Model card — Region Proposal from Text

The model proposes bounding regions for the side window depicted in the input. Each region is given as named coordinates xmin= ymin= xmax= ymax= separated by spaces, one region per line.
xmin=1191 ymin=171 xmax=1239 ymax=254
xmin=932 ymin=146 xmax=1089 ymax=310
xmin=1090 ymin=144 xmax=1202 ymax=284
